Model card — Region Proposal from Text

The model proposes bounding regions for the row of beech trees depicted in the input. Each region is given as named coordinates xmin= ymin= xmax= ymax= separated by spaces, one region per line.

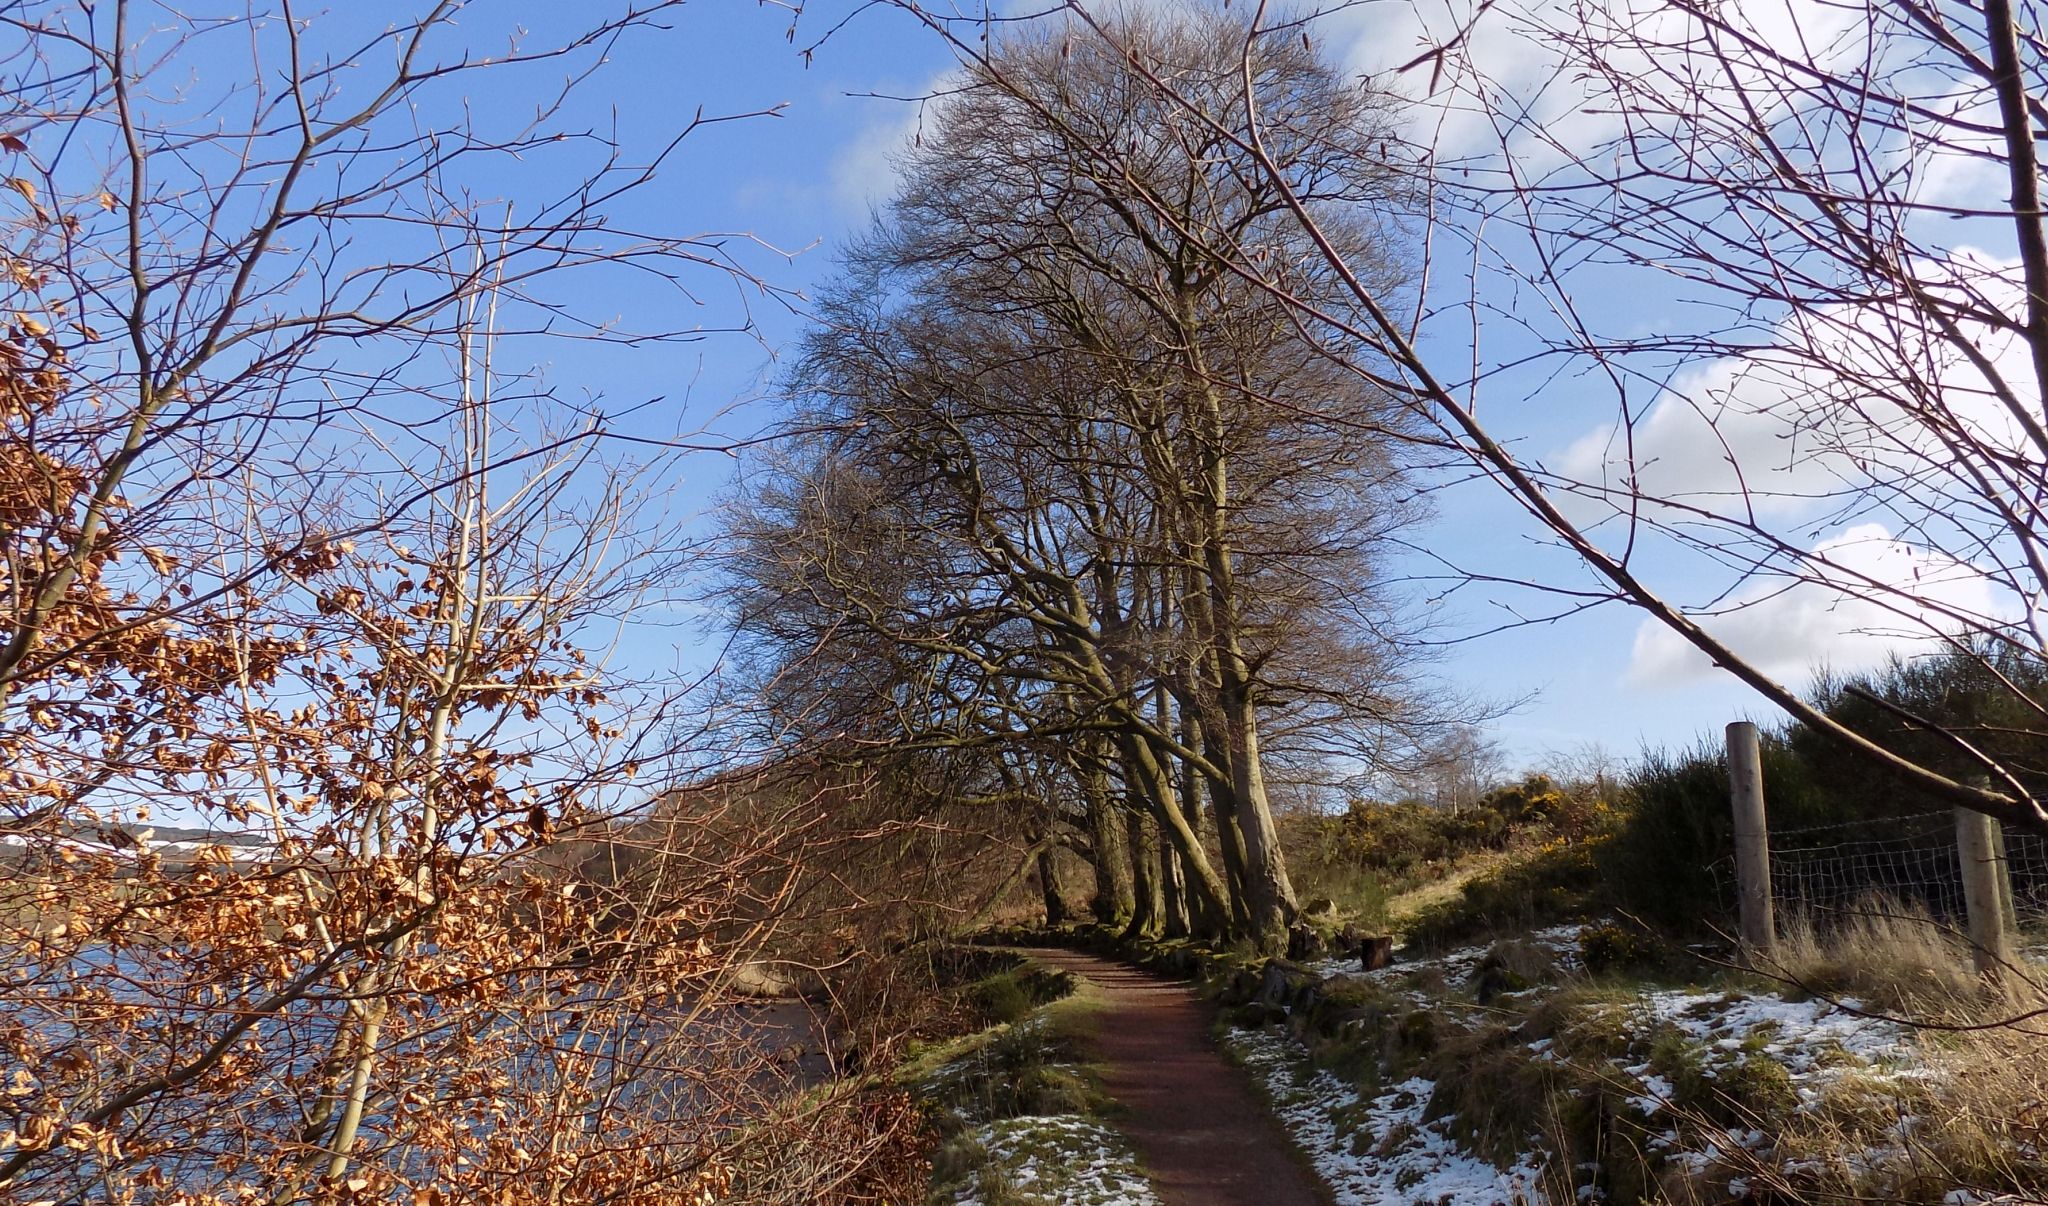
xmin=871 ymin=0 xmax=2048 ymax=849
xmin=723 ymin=17 xmax=1449 ymax=955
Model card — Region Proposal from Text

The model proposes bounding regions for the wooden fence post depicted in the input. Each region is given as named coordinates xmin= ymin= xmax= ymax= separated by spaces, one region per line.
xmin=1726 ymin=721 xmax=1775 ymax=959
xmin=1956 ymin=808 xmax=2014 ymax=976
xmin=1991 ymin=823 xmax=2020 ymax=934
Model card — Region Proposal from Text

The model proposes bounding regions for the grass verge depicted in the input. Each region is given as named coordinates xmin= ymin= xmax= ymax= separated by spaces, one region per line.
xmin=904 ymin=956 xmax=1158 ymax=1205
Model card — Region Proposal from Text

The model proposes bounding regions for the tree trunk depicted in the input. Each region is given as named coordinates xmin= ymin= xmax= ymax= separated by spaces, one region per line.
xmin=1182 ymin=660 xmax=1255 ymax=936
xmin=1205 ymin=773 xmax=1253 ymax=932
xmin=1115 ymin=729 xmax=1231 ymax=929
xmin=955 ymin=836 xmax=1055 ymax=937
xmin=1085 ymin=762 xmax=1134 ymax=924
xmin=1152 ymin=686 xmax=1191 ymax=938
xmin=1217 ymin=675 xmax=1297 ymax=953
xmin=1038 ymin=843 xmax=1070 ymax=927
xmin=1176 ymin=710 xmax=1228 ymax=940
xmin=1173 ymin=309 xmax=1301 ymax=955
xmin=1124 ymin=807 xmax=1163 ymax=939
xmin=1158 ymin=835 xmax=1190 ymax=938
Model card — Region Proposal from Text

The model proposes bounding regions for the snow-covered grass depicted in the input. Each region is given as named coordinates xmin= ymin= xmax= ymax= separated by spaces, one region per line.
xmin=1225 ymin=916 xmax=2048 ymax=1205
xmin=1622 ymin=988 xmax=1915 ymax=1107
xmin=1226 ymin=1025 xmax=1543 ymax=1206
xmin=1307 ymin=924 xmax=1586 ymax=995
xmin=916 ymin=976 xmax=1158 ymax=1206
xmin=1630 ymin=989 xmax=1906 ymax=1068
xmin=944 ymin=1114 xmax=1158 ymax=1206
xmin=1256 ymin=980 xmax=1920 ymax=1204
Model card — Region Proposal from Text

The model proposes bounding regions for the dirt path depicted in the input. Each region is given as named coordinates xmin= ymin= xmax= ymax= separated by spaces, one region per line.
xmin=1021 ymin=948 xmax=1328 ymax=1206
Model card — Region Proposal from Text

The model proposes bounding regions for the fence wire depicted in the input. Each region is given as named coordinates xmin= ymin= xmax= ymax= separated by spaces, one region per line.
xmin=1708 ymin=813 xmax=2048 ymax=923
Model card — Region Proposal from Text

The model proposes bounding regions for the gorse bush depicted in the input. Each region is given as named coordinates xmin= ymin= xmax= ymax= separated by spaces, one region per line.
xmin=1798 ymin=644 xmax=2048 ymax=816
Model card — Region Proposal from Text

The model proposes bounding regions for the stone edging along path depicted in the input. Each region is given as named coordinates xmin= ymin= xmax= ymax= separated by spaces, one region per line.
xmin=1018 ymin=947 xmax=1329 ymax=1206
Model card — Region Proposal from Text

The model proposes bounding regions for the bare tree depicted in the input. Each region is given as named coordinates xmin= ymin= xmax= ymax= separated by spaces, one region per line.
xmin=1386 ymin=724 xmax=1509 ymax=813
xmin=880 ymin=0 xmax=2048 ymax=835
xmin=724 ymin=10 xmax=1447 ymax=953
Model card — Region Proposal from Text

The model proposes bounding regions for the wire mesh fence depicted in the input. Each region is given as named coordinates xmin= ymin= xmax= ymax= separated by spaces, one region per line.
xmin=1709 ymin=812 xmax=2048 ymax=925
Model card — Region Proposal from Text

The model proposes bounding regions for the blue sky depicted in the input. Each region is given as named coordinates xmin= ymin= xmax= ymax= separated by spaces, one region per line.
xmin=283 ymin=0 xmax=1977 ymax=774
xmin=499 ymin=0 xmax=1856 ymax=769
xmin=571 ymin=2 xmax=1786 ymax=768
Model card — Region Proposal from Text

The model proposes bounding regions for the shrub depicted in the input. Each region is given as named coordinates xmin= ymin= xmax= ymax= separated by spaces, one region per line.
xmin=1425 ymin=1022 xmax=1587 ymax=1168
xmin=1717 ymin=1051 xmax=1797 ymax=1122
xmin=1287 ymin=859 xmax=1392 ymax=932
xmin=921 ymin=1018 xmax=1105 ymax=1124
xmin=1647 ymin=1026 xmax=1797 ymax=1130
xmin=1282 ymin=777 xmax=1588 ymax=910
xmin=1589 ymin=737 xmax=1821 ymax=931
xmin=1701 ymin=1021 xmax=2048 ymax=1204
xmin=1577 ymin=923 xmax=1669 ymax=976
xmin=1528 ymin=990 xmax=1639 ymax=1062
xmin=968 ymin=974 xmax=1034 ymax=1026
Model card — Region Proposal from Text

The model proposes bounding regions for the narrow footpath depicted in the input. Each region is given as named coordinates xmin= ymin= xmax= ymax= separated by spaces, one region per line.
xmin=1020 ymin=948 xmax=1328 ymax=1206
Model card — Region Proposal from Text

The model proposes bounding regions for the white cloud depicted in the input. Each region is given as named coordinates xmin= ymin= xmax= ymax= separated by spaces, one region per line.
xmin=1910 ymin=86 xmax=2009 ymax=210
xmin=1625 ymin=523 xmax=2000 ymax=687
xmin=1324 ymin=0 xmax=1863 ymax=169
xmin=1551 ymin=250 xmax=2035 ymax=528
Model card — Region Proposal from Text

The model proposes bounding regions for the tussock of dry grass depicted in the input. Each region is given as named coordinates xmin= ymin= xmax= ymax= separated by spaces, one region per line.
xmin=1676 ymin=1025 xmax=2048 ymax=1206
xmin=1666 ymin=899 xmax=2048 ymax=1204
xmin=1767 ymin=899 xmax=2039 ymax=1019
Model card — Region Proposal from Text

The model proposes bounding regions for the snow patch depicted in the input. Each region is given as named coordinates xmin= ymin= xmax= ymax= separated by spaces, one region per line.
xmin=1226 ymin=1026 xmax=1544 ymax=1205
xmin=949 ymin=1114 xmax=1160 ymax=1206
xmin=1309 ymin=924 xmax=1587 ymax=993
xmin=1630 ymin=989 xmax=1908 ymax=1073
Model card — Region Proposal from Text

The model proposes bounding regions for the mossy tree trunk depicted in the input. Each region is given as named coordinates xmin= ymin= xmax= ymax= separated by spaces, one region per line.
xmin=1038 ymin=844 xmax=1070 ymax=927
xmin=1124 ymin=808 xmax=1164 ymax=940
xmin=1085 ymin=758 xmax=1135 ymax=925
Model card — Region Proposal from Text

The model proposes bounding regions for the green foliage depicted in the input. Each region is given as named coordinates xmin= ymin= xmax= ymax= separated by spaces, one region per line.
xmin=1587 ymin=735 xmax=1820 ymax=930
xmin=919 ymin=1016 xmax=1104 ymax=1124
xmin=1295 ymin=645 xmax=2048 ymax=945
xmin=1719 ymin=1050 xmax=1799 ymax=1121
xmin=1422 ymin=1023 xmax=1562 ymax=1166
xmin=1528 ymin=991 xmax=1638 ymax=1062
xmin=1283 ymin=775 xmax=1617 ymax=945
xmin=1287 ymin=859 xmax=1392 ymax=932
xmin=1395 ymin=1008 xmax=1438 ymax=1055
xmin=1576 ymin=924 xmax=1667 ymax=976
xmin=1590 ymin=647 xmax=2040 ymax=932
xmin=1223 ymin=1000 xmax=1289 ymax=1028
xmin=967 ymin=974 xmax=1034 ymax=1027
xmin=1799 ymin=645 xmax=2048 ymax=815
xmin=1295 ymin=977 xmax=1400 ymax=1040
xmin=1283 ymin=775 xmax=1580 ymax=904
